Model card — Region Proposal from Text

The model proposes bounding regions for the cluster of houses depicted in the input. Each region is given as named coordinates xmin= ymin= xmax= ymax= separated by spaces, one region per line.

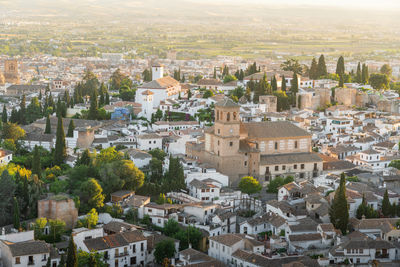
xmin=3 ymin=58 xmax=400 ymax=266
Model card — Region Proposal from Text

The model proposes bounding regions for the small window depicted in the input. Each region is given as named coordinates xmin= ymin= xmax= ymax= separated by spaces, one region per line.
xmin=244 ymin=161 xmax=247 ymax=166
xmin=282 ymin=165 xmax=286 ymax=170
xmin=275 ymin=142 xmax=278 ymax=150
xmin=294 ymin=141 xmax=298 ymax=149
xmin=294 ymin=164 xmax=297 ymax=169
xmin=15 ymin=257 xmax=20 ymax=264
xmin=141 ymin=243 xmax=144 ymax=251
xmin=275 ymin=166 xmax=279 ymax=171
xmin=301 ymin=164 xmax=305 ymax=169
xmin=229 ymin=142 xmax=233 ymax=147
xmin=218 ymin=129 xmax=220 ymax=134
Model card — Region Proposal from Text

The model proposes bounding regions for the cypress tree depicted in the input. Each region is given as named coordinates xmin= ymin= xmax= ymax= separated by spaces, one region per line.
xmin=46 ymin=257 xmax=51 ymax=267
xmin=66 ymin=235 xmax=77 ymax=267
xmin=330 ymin=173 xmax=349 ymax=234
xmin=76 ymin=149 xmax=91 ymax=166
xmin=32 ymin=145 xmax=41 ymax=176
xmin=19 ymin=95 xmax=26 ymax=125
xmin=336 ymin=56 xmax=345 ymax=76
xmin=309 ymin=57 xmax=318 ymax=80
xmin=88 ymin=254 xmax=98 ymax=267
xmin=317 ymin=54 xmax=327 ymax=78
xmin=356 ymin=62 xmax=362 ymax=83
xmin=290 ymin=72 xmax=298 ymax=105
xmin=88 ymin=89 xmax=98 ymax=120
xmin=271 ymin=76 xmax=278 ymax=91
xmin=281 ymin=75 xmax=287 ymax=91
xmin=339 ymin=74 xmax=344 ymax=88
xmin=2 ymin=105 xmax=7 ymax=123
xmin=105 ymin=92 xmax=110 ymax=105
xmin=10 ymin=108 xmax=18 ymax=123
xmin=13 ymin=197 xmax=20 ymax=230
xmin=54 ymin=115 xmax=66 ymax=166
xmin=382 ymin=189 xmax=391 ymax=217
xmin=67 ymin=120 xmax=75 ymax=138
xmin=45 ymin=115 xmax=51 ymax=134
xmin=58 ymin=254 xmax=65 ymax=267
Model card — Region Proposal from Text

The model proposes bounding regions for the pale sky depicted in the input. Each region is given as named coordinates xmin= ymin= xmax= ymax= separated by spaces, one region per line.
xmin=199 ymin=0 xmax=400 ymax=9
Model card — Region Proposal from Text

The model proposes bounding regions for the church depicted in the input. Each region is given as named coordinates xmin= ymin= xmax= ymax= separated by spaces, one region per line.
xmin=186 ymin=98 xmax=323 ymax=186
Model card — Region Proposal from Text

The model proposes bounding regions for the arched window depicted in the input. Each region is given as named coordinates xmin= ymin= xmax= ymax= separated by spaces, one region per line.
xmin=227 ymin=112 xmax=230 ymax=122
xmin=233 ymin=112 xmax=237 ymax=120
xmin=216 ymin=111 xmax=220 ymax=121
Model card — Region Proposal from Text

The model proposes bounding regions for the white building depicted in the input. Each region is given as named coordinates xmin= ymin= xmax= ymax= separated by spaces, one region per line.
xmin=83 ymin=230 xmax=148 ymax=267
xmin=208 ymin=234 xmax=264 ymax=266
xmin=0 ymin=149 xmax=13 ymax=165
xmin=188 ymin=179 xmax=221 ymax=202
xmin=0 ymin=239 xmax=59 ymax=267
xmin=136 ymin=65 xmax=181 ymax=108
xmin=136 ymin=133 xmax=163 ymax=151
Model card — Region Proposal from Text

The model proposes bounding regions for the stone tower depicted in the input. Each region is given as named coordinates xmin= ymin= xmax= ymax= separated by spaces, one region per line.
xmin=4 ymin=59 xmax=20 ymax=84
xmin=212 ymin=98 xmax=240 ymax=157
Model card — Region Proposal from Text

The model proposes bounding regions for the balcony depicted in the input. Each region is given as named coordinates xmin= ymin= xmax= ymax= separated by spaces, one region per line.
xmin=115 ymin=252 xmax=129 ymax=258
xmin=375 ymin=253 xmax=389 ymax=259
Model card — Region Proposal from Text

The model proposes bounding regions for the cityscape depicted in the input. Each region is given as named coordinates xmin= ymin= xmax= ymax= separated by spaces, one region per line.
xmin=0 ymin=0 xmax=400 ymax=266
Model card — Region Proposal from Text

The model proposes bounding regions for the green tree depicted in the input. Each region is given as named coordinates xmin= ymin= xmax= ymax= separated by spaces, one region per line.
xmin=165 ymin=156 xmax=185 ymax=191
xmin=309 ymin=57 xmax=318 ymax=80
xmin=32 ymin=145 xmax=41 ymax=176
xmin=2 ymin=105 xmax=7 ymax=123
xmin=380 ymin=64 xmax=392 ymax=77
xmin=154 ymin=239 xmax=176 ymax=264
xmin=356 ymin=62 xmax=362 ymax=83
xmin=382 ymin=189 xmax=391 ymax=217
xmin=238 ymin=176 xmax=262 ymax=195
xmin=45 ymin=115 xmax=52 ymax=134
xmin=336 ymin=56 xmax=345 ymax=76
xmin=86 ymin=209 xmax=99 ymax=229
xmin=19 ymin=95 xmax=26 ymax=125
xmin=98 ymin=160 xmax=145 ymax=195
xmin=67 ymin=120 xmax=75 ymax=138
xmin=281 ymin=75 xmax=287 ymax=91
xmin=76 ymin=149 xmax=91 ymax=166
xmin=79 ymin=178 xmax=105 ymax=212
xmin=339 ymin=74 xmax=344 ymax=88
xmin=13 ymin=197 xmax=20 ymax=230
xmin=54 ymin=115 xmax=66 ymax=165
xmin=271 ymin=76 xmax=278 ymax=91
xmin=369 ymin=73 xmax=389 ymax=90
xmin=88 ymin=90 xmax=98 ymax=120
xmin=281 ymin=59 xmax=302 ymax=74
xmin=48 ymin=219 xmax=66 ymax=243
xmin=66 ymin=235 xmax=78 ymax=267
xmin=46 ymin=257 xmax=51 ymax=267
xmin=223 ymin=74 xmax=237 ymax=84
xmin=164 ymin=219 xmax=180 ymax=237
xmin=202 ymin=90 xmax=214 ymax=98
xmin=317 ymin=54 xmax=327 ymax=78
xmin=148 ymin=148 xmax=167 ymax=161
xmin=266 ymin=176 xmax=294 ymax=193
xmin=362 ymin=64 xmax=369 ymax=84
xmin=329 ymin=173 xmax=349 ymax=235
xmin=2 ymin=123 xmax=25 ymax=141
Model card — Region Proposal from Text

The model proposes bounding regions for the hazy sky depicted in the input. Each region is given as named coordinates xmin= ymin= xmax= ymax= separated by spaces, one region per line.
xmin=200 ymin=0 xmax=400 ymax=9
